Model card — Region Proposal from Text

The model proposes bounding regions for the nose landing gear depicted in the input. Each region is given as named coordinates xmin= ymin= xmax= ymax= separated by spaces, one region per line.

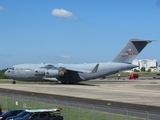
xmin=12 ymin=80 xmax=16 ymax=84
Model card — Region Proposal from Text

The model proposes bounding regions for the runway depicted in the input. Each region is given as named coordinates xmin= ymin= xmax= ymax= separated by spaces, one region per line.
xmin=0 ymin=79 xmax=160 ymax=113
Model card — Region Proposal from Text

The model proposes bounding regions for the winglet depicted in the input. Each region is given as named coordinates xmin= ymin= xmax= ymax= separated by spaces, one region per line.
xmin=91 ymin=64 xmax=99 ymax=73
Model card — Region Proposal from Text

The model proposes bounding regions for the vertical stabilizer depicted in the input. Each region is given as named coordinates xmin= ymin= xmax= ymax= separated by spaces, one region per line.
xmin=111 ymin=38 xmax=152 ymax=63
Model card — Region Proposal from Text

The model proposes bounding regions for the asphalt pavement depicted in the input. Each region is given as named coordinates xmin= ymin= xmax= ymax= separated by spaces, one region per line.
xmin=0 ymin=79 xmax=160 ymax=113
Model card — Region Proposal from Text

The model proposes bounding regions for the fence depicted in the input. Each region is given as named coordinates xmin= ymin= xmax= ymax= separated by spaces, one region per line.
xmin=0 ymin=93 xmax=160 ymax=120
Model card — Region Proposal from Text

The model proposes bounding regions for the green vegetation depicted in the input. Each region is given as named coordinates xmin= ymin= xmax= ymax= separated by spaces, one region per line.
xmin=0 ymin=69 xmax=7 ymax=79
xmin=0 ymin=79 xmax=14 ymax=84
xmin=141 ymin=67 xmax=146 ymax=72
xmin=0 ymin=96 xmax=145 ymax=120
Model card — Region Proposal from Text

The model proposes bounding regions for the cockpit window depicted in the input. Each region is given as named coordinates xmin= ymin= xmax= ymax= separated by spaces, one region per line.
xmin=9 ymin=68 xmax=15 ymax=70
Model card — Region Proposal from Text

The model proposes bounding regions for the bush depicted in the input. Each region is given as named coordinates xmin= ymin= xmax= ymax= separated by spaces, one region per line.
xmin=0 ymin=69 xmax=8 ymax=79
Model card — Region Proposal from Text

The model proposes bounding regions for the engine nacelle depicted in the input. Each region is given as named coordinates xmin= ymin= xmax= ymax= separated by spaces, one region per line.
xmin=45 ymin=70 xmax=64 ymax=77
xmin=34 ymin=69 xmax=45 ymax=75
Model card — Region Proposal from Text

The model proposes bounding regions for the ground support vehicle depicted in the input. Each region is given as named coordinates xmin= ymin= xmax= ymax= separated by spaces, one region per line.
xmin=128 ymin=73 xmax=139 ymax=79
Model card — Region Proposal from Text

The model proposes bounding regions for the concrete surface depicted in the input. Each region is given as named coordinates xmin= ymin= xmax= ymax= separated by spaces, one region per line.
xmin=0 ymin=79 xmax=160 ymax=107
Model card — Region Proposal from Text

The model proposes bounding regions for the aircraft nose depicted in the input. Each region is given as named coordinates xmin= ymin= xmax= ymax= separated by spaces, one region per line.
xmin=5 ymin=70 xmax=9 ymax=77
xmin=5 ymin=70 xmax=7 ymax=76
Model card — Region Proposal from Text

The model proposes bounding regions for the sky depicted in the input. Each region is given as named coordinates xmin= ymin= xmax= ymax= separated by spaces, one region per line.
xmin=0 ymin=0 xmax=160 ymax=69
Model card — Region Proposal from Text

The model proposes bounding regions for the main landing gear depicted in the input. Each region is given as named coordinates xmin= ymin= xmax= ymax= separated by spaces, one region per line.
xmin=61 ymin=81 xmax=74 ymax=84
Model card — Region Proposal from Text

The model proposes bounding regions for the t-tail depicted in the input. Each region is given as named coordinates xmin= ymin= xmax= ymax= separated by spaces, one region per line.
xmin=111 ymin=38 xmax=152 ymax=63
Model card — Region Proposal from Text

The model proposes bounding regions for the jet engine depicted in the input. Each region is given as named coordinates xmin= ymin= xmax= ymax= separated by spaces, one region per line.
xmin=34 ymin=69 xmax=46 ymax=75
xmin=45 ymin=70 xmax=64 ymax=77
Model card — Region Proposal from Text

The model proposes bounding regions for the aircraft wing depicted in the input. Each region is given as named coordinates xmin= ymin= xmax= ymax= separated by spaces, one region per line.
xmin=44 ymin=64 xmax=98 ymax=73
xmin=43 ymin=64 xmax=91 ymax=73
xmin=58 ymin=66 xmax=92 ymax=73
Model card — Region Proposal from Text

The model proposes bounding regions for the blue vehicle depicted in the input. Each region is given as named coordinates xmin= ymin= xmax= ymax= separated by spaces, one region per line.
xmin=6 ymin=110 xmax=29 ymax=120
xmin=14 ymin=108 xmax=63 ymax=120
xmin=0 ymin=110 xmax=23 ymax=120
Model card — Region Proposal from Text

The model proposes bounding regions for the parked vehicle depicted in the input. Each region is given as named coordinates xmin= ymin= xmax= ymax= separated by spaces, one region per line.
xmin=6 ymin=110 xmax=29 ymax=120
xmin=153 ymin=74 xmax=160 ymax=79
xmin=0 ymin=110 xmax=23 ymax=120
xmin=0 ymin=106 xmax=2 ymax=115
xmin=14 ymin=108 xmax=63 ymax=120
xmin=156 ymin=73 xmax=160 ymax=76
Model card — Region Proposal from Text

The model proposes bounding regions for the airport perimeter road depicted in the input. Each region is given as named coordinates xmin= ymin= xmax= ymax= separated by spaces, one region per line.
xmin=0 ymin=79 xmax=160 ymax=107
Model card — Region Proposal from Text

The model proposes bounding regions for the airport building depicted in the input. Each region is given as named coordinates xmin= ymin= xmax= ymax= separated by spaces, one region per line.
xmin=132 ymin=59 xmax=158 ymax=72
xmin=157 ymin=67 xmax=160 ymax=72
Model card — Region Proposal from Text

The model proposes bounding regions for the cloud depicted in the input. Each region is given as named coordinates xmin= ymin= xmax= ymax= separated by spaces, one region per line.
xmin=0 ymin=6 xmax=6 ymax=10
xmin=51 ymin=8 xmax=76 ymax=19
xmin=60 ymin=55 xmax=71 ymax=59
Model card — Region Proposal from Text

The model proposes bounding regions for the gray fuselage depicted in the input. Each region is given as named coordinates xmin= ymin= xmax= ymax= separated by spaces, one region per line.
xmin=5 ymin=62 xmax=137 ymax=83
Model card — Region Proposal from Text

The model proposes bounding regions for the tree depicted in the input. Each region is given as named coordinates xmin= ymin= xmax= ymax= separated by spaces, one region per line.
xmin=0 ymin=69 xmax=8 ymax=79
xmin=133 ymin=69 xmax=140 ymax=72
xmin=141 ymin=67 xmax=146 ymax=72
xmin=150 ymin=66 xmax=156 ymax=68
xmin=147 ymin=68 xmax=151 ymax=72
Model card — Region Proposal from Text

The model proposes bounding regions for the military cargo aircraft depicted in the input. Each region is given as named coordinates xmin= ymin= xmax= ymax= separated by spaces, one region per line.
xmin=5 ymin=38 xmax=152 ymax=84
